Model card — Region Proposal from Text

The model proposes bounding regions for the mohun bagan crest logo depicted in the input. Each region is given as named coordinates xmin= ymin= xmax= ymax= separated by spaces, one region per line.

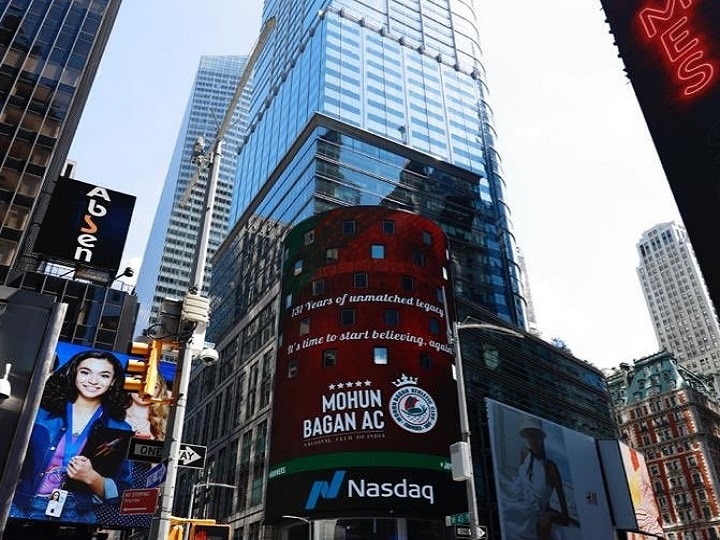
xmin=388 ymin=374 xmax=438 ymax=433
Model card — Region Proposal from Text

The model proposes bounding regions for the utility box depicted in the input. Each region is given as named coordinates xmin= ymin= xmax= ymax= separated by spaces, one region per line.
xmin=450 ymin=441 xmax=472 ymax=481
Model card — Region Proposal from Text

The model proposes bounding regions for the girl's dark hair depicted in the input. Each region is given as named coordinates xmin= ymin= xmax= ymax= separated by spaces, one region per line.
xmin=41 ymin=349 xmax=131 ymax=420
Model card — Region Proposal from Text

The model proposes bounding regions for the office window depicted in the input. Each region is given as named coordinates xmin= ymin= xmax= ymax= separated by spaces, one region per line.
xmin=419 ymin=352 xmax=432 ymax=370
xmin=422 ymin=230 xmax=433 ymax=245
xmin=285 ymin=293 xmax=292 ymax=308
xmin=326 ymin=247 xmax=339 ymax=263
xmin=373 ymin=347 xmax=388 ymax=364
xmin=300 ymin=318 xmax=310 ymax=334
xmin=342 ymin=220 xmax=356 ymax=234
xmin=322 ymin=349 xmax=337 ymax=367
xmin=382 ymin=220 xmax=396 ymax=234
xmin=412 ymin=251 xmax=426 ymax=266
xmin=354 ymin=272 xmax=368 ymax=288
xmin=312 ymin=279 xmax=325 ymax=295
xmin=371 ymin=244 xmax=385 ymax=259
xmin=429 ymin=318 xmax=440 ymax=334
xmin=294 ymin=260 xmax=303 ymax=275
xmin=401 ymin=275 xmax=414 ymax=291
xmin=304 ymin=230 xmax=315 ymax=245
xmin=341 ymin=309 xmax=356 ymax=325
xmin=385 ymin=309 xmax=399 ymax=326
xmin=288 ymin=360 xmax=298 ymax=378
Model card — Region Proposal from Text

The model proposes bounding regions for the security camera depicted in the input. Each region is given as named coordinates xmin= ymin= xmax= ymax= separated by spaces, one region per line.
xmin=198 ymin=348 xmax=219 ymax=365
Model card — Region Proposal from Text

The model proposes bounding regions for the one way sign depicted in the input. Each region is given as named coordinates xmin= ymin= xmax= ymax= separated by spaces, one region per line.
xmin=178 ymin=443 xmax=207 ymax=469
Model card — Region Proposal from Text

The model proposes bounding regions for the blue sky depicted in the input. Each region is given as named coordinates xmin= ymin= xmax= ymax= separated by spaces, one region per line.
xmin=68 ymin=0 xmax=682 ymax=370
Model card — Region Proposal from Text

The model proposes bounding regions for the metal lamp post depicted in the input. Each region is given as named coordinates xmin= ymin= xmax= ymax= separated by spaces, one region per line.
xmin=281 ymin=515 xmax=312 ymax=540
xmin=150 ymin=18 xmax=276 ymax=540
xmin=451 ymin=321 xmax=524 ymax=540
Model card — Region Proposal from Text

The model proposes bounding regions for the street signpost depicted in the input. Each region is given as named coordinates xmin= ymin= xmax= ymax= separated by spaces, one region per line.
xmin=178 ymin=443 xmax=207 ymax=469
xmin=128 ymin=437 xmax=164 ymax=463
xmin=120 ymin=488 xmax=160 ymax=515
xmin=146 ymin=460 xmax=168 ymax=488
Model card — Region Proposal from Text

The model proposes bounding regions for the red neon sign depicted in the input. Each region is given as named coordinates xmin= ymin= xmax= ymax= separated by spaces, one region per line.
xmin=638 ymin=0 xmax=716 ymax=97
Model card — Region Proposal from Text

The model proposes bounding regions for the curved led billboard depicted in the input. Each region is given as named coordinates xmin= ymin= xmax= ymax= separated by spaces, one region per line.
xmin=265 ymin=207 xmax=464 ymax=521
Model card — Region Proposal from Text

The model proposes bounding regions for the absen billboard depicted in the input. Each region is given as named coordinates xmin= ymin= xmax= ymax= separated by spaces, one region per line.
xmin=9 ymin=341 xmax=174 ymax=528
xmin=598 ymin=0 xmax=720 ymax=313
xmin=35 ymin=176 xmax=135 ymax=272
xmin=486 ymin=399 xmax=615 ymax=540
xmin=265 ymin=207 xmax=465 ymax=521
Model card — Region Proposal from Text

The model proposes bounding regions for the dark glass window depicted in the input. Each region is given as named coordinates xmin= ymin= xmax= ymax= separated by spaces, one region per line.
xmin=341 ymin=309 xmax=355 ymax=326
xmin=382 ymin=220 xmax=396 ymax=234
xmin=342 ymin=220 xmax=356 ymax=234
xmin=419 ymin=352 xmax=432 ymax=370
xmin=385 ymin=309 xmax=399 ymax=326
xmin=422 ymin=230 xmax=433 ymax=245
xmin=288 ymin=360 xmax=298 ymax=378
xmin=354 ymin=272 xmax=368 ymax=288
xmin=401 ymin=275 xmax=414 ymax=291
xmin=293 ymin=260 xmax=302 ymax=275
xmin=412 ymin=251 xmax=426 ymax=266
xmin=322 ymin=349 xmax=337 ymax=367
xmin=304 ymin=230 xmax=315 ymax=245
xmin=429 ymin=318 xmax=440 ymax=334
xmin=312 ymin=279 xmax=325 ymax=296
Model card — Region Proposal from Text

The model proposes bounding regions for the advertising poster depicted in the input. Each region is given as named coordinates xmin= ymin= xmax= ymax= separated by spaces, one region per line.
xmin=597 ymin=439 xmax=663 ymax=537
xmin=9 ymin=341 xmax=174 ymax=528
xmin=486 ymin=399 xmax=614 ymax=540
xmin=265 ymin=207 xmax=465 ymax=521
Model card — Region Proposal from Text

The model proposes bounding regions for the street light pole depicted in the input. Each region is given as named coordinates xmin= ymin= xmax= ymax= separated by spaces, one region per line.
xmin=451 ymin=321 xmax=524 ymax=540
xmin=282 ymin=515 xmax=312 ymax=540
xmin=150 ymin=18 xmax=276 ymax=540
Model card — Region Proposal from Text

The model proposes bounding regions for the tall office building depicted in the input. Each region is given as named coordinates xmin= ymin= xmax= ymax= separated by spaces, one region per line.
xmin=134 ymin=55 xmax=248 ymax=333
xmin=637 ymin=222 xmax=720 ymax=376
xmin=177 ymin=0 xmax=551 ymax=536
xmin=0 ymin=0 xmax=123 ymax=282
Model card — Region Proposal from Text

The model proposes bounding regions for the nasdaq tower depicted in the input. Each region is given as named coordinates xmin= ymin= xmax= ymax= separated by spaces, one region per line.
xmin=186 ymin=0 xmax=528 ymax=536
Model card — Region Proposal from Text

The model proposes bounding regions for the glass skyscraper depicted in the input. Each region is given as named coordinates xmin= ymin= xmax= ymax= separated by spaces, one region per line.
xmin=134 ymin=55 xmax=248 ymax=333
xmin=212 ymin=0 xmax=526 ymax=341
xmin=0 ymin=0 xmax=122 ymax=282
xmin=180 ymin=0 xmax=533 ymax=537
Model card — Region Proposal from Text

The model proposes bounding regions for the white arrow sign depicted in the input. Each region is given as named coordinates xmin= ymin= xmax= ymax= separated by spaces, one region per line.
xmin=178 ymin=443 xmax=207 ymax=469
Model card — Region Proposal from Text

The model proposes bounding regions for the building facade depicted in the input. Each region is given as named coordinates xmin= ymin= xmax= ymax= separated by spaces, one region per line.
xmin=134 ymin=55 xmax=248 ymax=333
xmin=607 ymin=352 xmax=720 ymax=540
xmin=0 ymin=0 xmax=123 ymax=282
xmin=637 ymin=222 xmax=720 ymax=376
xmin=172 ymin=0 xmax=629 ymax=538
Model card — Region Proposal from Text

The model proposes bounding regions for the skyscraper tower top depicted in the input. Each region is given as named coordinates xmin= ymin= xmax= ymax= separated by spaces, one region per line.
xmin=636 ymin=221 xmax=720 ymax=376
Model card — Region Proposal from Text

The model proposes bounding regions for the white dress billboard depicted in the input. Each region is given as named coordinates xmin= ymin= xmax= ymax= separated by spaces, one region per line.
xmin=486 ymin=399 xmax=615 ymax=540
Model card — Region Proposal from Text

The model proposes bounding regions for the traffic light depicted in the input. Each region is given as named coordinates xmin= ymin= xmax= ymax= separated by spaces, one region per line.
xmin=188 ymin=523 xmax=231 ymax=540
xmin=124 ymin=339 xmax=162 ymax=399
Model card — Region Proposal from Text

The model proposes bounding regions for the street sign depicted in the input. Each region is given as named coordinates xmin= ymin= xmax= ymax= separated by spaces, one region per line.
xmin=179 ymin=443 xmax=207 ymax=469
xmin=453 ymin=525 xmax=487 ymax=539
xmin=128 ymin=437 xmax=164 ymax=463
xmin=120 ymin=488 xmax=160 ymax=515
xmin=446 ymin=512 xmax=470 ymax=526
xmin=146 ymin=459 xmax=168 ymax=488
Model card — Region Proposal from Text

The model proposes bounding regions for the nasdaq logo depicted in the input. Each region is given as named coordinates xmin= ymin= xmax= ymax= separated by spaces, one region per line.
xmin=305 ymin=470 xmax=346 ymax=510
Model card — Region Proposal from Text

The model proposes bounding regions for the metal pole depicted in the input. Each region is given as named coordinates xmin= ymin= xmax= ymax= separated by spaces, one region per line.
xmin=452 ymin=322 xmax=481 ymax=540
xmin=451 ymin=321 xmax=523 ymax=539
xmin=149 ymin=19 xmax=275 ymax=540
